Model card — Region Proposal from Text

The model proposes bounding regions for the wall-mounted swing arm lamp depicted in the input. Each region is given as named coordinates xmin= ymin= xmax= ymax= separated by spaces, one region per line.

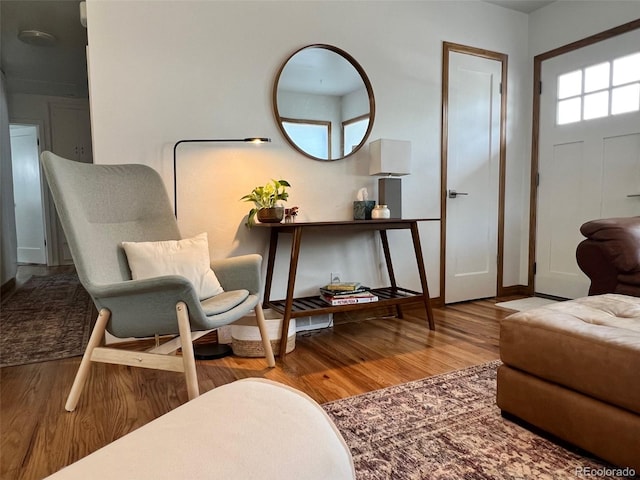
xmin=172 ymin=137 xmax=271 ymax=217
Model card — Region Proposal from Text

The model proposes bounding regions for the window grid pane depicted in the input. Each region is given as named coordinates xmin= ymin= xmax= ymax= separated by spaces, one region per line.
xmin=611 ymin=83 xmax=640 ymax=115
xmin=583 ymin=91 xmax=609 ymax=120
xmin=584 ymin=62 xmax=610 ymax=93
xmin=558 ymin=70 xmax=582 ymax=99
xmin=613 ymin=52 xmax=640 ymax=86
xmin=558 ymin=97 xmax=581 ymax=125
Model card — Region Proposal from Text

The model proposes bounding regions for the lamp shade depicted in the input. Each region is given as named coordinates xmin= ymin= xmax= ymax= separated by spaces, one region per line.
xmin=369 ymin=139 xmax=411 ymax=176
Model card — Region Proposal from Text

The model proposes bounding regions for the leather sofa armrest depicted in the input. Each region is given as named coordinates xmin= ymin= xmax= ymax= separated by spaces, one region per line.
xmin=580 ymin=217 xmax=640 ymax=273
xmin=576 ymin=240 xmax=620 ymax=295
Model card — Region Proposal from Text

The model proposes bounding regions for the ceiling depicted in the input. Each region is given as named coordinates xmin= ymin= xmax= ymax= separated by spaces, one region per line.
xmin=1 ymin=0 xmax=88 ymax=98
xmin=483 ymin=0 xmax=556 ymax=13
xmin=279 ymin=47 xmax=365 ymax=96
xmin=0 ymin=1 xmax=555 ymax=100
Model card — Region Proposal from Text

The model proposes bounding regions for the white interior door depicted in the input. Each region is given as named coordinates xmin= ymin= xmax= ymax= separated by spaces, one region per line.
xmin=445 ymin=52 xmax=502 ymax=304
xmin=10 ymin=124 xmax=46 ymax=264
xmin=536 ymin=29 xmax=640 ymax=299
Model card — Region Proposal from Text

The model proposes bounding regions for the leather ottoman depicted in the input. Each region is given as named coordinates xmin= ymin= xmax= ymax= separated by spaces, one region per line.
xmin=497 ymin=294 xmax=640 ymax=469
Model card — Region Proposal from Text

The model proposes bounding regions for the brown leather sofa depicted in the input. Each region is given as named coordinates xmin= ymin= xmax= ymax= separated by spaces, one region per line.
xmin=576 ymin=216 xmax=640 ymax=297
xmin=497 ymin=294 xmax=640 ymax=470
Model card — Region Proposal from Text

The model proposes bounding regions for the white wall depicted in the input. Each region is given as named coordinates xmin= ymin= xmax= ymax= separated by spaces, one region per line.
xmin=86 ymin=0 xmax=532 ymax=299
xmin=1 ymin=72 xmax=18 ymax=288
xmin=529 ymin=1 xmax=640 ymax=57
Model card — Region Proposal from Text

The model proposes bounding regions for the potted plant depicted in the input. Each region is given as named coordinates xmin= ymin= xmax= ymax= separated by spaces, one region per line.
xmin=241 ymin=179 xmax=291 ymax=227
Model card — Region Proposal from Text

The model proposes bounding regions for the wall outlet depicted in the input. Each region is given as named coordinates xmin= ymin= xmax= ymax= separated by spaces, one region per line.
xmin=330 ymin=272 xmax=342 ymax=284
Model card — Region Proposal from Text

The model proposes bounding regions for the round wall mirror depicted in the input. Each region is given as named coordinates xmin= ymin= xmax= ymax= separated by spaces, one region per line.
xmin=273 ymin=44 xmax=375 ymax=161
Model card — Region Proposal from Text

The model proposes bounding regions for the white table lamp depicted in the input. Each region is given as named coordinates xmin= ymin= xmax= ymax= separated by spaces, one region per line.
xmin=369 ymin=139 xmax=411 ymax=219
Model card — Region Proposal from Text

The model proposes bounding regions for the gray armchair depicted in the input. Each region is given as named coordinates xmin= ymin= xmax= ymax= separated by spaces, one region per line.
xmin=41 ymin=152 xmax=275 ymax=412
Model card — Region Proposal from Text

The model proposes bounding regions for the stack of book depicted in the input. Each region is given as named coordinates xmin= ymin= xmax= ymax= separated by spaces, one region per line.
xmin=319 ymin=282 xmax=378 ymax=306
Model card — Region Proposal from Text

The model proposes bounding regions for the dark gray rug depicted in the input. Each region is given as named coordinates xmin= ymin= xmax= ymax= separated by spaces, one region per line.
xmin=1 ymin=273 xmax=94 ymax=368
xmin=323 ymin=361 xmax=628 ymax=479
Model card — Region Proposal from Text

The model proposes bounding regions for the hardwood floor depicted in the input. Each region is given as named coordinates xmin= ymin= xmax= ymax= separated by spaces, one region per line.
xmin=1 ymin=267 xmax=517 ymax=480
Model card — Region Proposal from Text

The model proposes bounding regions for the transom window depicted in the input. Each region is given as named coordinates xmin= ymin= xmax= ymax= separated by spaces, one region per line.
xmin=557 ymin=52 xmax=640 ymax=125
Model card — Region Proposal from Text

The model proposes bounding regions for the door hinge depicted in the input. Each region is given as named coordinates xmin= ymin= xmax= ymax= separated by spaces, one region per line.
xmin=499 ymin=82 xmax=502 ymax=95
xmin=539 ymin=81 xmax=542 ymax=95
xmin=536 ymin=172 xmax=540 ymax=187
xmin=533 ymin=262 xmax=537 ymax=275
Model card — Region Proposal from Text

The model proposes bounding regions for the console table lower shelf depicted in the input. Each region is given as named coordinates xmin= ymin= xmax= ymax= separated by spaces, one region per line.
xmin=266 ymin=287 xmax=424 ymax=317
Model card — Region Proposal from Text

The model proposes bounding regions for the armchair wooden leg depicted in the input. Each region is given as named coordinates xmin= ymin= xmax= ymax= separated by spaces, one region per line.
xmin=65 ymin=308 xmax=110 ymax=412
xmin=176 ymin=302 xmax=200 ymax=401
xmin=254 ymin=304 xmax=276 ymax=367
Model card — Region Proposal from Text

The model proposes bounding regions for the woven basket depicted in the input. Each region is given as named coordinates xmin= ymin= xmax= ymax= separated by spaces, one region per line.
xmin=231 ymin=309 xmax=296 ymax=357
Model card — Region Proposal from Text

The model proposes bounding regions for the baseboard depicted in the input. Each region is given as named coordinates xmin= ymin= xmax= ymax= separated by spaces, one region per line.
xmin=498 ymin=285 xmax=531 ymax=297
xmin=429 ymin=295 xmax=444 ymax=308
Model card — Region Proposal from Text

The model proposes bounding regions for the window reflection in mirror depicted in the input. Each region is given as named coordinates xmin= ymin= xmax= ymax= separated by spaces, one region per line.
xmin=283 ymin=119 xmax=330 ymax=159
xmin=342 ymin=115 xmax=369 ymax=157
xmin=273 ymin=44 xmax=375 ymax=161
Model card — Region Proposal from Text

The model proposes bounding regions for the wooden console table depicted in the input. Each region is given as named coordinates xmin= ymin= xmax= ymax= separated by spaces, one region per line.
xmin=255 ymin=219 xmax=437 ymax=357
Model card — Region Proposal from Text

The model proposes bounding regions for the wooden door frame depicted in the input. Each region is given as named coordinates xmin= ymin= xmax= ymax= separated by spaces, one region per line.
xmin=440 ymin=42 xmax=508 ymax=303
xmin=527 ymin=19 xmax=640 ymax=292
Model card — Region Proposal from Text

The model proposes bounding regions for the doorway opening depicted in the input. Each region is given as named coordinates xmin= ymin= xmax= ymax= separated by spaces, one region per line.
xmin=10 ymin=123 xmax=48 ymax=266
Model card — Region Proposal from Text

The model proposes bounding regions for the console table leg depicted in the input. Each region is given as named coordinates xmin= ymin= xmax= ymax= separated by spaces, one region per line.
xmin=279 ymin=226 xmax=303 ymax=358
xmin=263 ymin=229 xmax=279 ymax=306
xmin=379 ymin=230 xmax=403 ymax=319
xmin=410 ymin=222 xmax=435 ymax=330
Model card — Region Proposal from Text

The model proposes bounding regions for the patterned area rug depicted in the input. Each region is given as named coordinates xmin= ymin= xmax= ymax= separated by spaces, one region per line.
xmin=323 ymin=361 xmax=627 ymax=480
xmin=1 ymin=273 xmax=94 ymax=368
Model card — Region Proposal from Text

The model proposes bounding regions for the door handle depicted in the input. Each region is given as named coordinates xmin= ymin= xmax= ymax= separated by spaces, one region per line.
xmin=627 ymin=194 xmax=640 ymax=198
xmin=448 ymin=189 xmax=469 ymax=199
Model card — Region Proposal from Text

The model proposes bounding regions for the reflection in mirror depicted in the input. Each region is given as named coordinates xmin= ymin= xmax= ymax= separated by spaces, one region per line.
xmin=343 ymin=114 xmax=369 ymax=156
xmin=283 ymin=119 xmax=330 ymax=159
xmin=273 ymin=44 xmax=375 ymax=161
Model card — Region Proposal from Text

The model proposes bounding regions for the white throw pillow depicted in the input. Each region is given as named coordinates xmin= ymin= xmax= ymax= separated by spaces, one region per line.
xmin=121 ymin=233 xmax=224 ymax=300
